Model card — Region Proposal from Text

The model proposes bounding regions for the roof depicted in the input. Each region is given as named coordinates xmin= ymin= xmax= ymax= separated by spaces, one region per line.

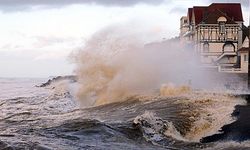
xmin=208 ymin=3 xmax=243 ymax=22
xmin=193 ymin=7 xmax=206 ymax=24
xmin=189 ymin=3 xmax=243 ymax=25
xmin=238 ymin=47 xmax=249 ymax=52
xmin=242 ymin=25 xmax=249 ymax=41
xmin=188 ymin=8 xmax=193 ymax=23
xmin=202 ymin=9 xmax=237 ymax=24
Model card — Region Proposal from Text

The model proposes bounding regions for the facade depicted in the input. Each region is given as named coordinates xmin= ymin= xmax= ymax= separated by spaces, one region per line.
xmin=180 ymin=3 xmax=249 ymax=74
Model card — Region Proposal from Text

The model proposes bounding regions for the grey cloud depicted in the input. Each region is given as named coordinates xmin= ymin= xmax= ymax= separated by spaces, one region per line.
xmin=0 ymin=0 xmax=166 ymax=12
xmin=169 ymin=7 xmax=186 ymax=14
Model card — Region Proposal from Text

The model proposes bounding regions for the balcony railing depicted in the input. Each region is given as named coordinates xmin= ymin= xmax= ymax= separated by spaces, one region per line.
xmin=218 ymin=66 xmax=247 ymax=73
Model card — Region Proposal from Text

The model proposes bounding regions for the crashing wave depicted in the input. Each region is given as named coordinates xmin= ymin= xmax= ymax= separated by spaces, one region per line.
xmin=131 ymin=91 xmax=246 ymax=144
xmin=133 ymin=111 xmax=186 ymax=143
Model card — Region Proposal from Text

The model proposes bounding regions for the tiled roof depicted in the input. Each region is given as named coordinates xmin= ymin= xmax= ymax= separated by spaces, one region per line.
xmin=193 ymin=7 xmax=206 ymax=24
xmin=202 ymin=9 xmax=237 ymax=24
xmin=189 ymin=3 xmax=243 ymax=25
xmin=208 ymin=3 xmax=243 ymax=21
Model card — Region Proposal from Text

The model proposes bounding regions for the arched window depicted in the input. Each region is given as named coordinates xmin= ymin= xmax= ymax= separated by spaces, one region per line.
xmin=203 ymin=42 xmax=209 ymax=52
xmin=223 ymin=41 xmax=235 ymax=52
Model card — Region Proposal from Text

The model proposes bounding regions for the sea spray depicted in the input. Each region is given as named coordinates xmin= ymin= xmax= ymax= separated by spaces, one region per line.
xmin=72 ymin=24 xmax=212 ymax=107
xmin=160 ymin=83 xmax=191 ymax=96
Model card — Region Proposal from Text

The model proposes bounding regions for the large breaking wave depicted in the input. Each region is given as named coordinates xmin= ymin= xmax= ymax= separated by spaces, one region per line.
xmin=72 ymin=25 xmax=217 ymax=107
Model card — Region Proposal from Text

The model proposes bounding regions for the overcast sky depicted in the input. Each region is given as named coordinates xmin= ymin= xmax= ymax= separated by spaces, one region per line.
xmin=0 ymin=0 xmax=249 ymax=78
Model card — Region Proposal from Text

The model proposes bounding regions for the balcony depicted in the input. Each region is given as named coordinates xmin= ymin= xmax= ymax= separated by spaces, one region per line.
xmin=218 ymin=66 xmax=247 ymax=73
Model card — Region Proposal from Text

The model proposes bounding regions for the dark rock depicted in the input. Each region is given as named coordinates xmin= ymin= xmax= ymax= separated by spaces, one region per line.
xmin=36 ymin=75 xmax=77 ymax=87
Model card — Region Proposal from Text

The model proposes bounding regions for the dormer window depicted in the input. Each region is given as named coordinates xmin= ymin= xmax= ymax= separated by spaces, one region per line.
xmin=219 ymin=22 xmax=225 ymax=33
xmin=217 ymin=16 xmax=227 ymax=34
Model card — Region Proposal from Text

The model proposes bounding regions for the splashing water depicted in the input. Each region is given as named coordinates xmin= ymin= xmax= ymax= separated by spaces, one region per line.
xmin=160 ymin=83 xmax=191 ymax=96
xmin=66 ymin=24 xmax=250 ymax=149
xmin=72 ymin=25 xmax=214 ymax=107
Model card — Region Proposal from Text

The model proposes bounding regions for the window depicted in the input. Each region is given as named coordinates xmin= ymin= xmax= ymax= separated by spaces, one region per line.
xmin=190 ymin=23 xmax=194 ymax=32
xmin=203 ymin=42 xmax=209 ymax=52
xmin=184 ymin=19 xmax=187 ymax=24
xmin=217 ymin=16 xmax=227 ymax=34
xmin=224 ymin=44 xmax=234 ymax=52
xmin=223 ymin=42 xmax=235 ymax=52
xmin=219 ymin=22 xmax=225 ymax=34
xmin=244 ymin=54 xmax=248 ymax=62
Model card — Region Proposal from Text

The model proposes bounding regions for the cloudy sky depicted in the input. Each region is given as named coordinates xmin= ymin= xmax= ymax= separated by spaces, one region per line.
xmin=0 ymin=0 xmax=249 ymax=78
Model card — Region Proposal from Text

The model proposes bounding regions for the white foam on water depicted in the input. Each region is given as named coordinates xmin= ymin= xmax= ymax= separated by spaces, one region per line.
xmin=134 ymin=111 xmax=187 ymax=142
xmin=133 ymin=89 xmax=247 ymax=143
xmin=175 ymin=91 xmax=246 ymax=142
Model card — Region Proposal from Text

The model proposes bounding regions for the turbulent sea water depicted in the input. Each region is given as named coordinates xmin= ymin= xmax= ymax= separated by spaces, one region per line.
xmin=0 ymin=78 xmax=250 ymax=150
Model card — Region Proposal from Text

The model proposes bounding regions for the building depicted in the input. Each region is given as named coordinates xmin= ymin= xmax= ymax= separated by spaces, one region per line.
xmin=180 ymin=3 xmax=249 ymax=74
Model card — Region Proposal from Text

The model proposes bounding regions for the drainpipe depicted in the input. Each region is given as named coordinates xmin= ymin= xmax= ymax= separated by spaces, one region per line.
xmin=248 ymin=24 xmax=250 ymax=89
xmin=248 ymin=3 xmax=250 ymax=89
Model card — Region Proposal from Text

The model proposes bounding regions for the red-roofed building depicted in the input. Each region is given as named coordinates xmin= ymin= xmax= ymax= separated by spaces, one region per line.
xmin=180 ymin=3 xmax=248 ymax=74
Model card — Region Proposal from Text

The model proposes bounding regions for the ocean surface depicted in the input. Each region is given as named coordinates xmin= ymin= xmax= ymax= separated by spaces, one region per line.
xmin=0 ymin=78 xmax=250 ymax=150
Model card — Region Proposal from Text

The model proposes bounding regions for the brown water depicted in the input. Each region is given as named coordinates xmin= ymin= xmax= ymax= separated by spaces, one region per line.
xmin=0 ymin=78 xmax=249 ymax=150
